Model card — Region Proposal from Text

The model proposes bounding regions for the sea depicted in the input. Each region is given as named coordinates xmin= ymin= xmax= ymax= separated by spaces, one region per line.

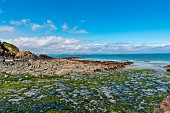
xmin=48 ymin=53 xmax=170 ymax=70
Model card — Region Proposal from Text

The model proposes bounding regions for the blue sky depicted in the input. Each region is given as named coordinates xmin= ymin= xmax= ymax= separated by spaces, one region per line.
xmin=0 ymin=0 xmax=170 ymax=54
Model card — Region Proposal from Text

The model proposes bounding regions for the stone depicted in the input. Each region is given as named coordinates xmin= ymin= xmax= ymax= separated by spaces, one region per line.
xmin=153 ymin=108 xmax=165 ymax=113
xmin=160 ymin=96 xmax=170 ymax=112
xmin=15 ymin=51 xmax=37 ymax=60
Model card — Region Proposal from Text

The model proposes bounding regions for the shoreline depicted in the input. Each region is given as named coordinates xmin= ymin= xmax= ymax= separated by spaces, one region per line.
xmin=1 ymin=55 xmax=170 ymax=112
xmin=0 ymin=57 xmax=133 ymax=76
xmin=1 ymin=54 xmax=170 ymax=76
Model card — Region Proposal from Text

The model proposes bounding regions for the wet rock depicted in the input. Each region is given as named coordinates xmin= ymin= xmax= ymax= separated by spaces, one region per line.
xmin=24 ymin=91 xmax=36 ymax=97
xmin=8 ymin=97 xmax=24 ymax=102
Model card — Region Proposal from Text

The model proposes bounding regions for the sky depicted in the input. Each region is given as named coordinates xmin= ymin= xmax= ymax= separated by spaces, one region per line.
xmin=0 ymin=0 xmax=170 ymax=54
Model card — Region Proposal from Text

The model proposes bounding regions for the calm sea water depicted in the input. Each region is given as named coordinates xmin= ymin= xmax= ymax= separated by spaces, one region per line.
xmin=48 ymin=54 xmax=170 ymax=62
xmin=48 ymin=54 xmax=170 ymax=69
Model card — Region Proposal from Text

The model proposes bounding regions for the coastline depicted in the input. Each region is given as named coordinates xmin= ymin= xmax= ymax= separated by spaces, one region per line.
xmin=0 ymin=48 xmax=170 ymax=112
xmin=0 ymin=57 xmax=133 ymax=76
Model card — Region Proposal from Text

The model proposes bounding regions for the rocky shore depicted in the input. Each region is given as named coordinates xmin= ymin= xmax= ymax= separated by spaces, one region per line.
xmin=1 ymin=41 xmax=170 ymax=112
xmin=0 ymin=41 xmax=133 ymax=76
xmin=0 ymin=57 xmax=133 ymax=76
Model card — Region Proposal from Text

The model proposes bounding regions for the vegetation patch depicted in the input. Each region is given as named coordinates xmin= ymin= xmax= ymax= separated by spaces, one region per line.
xmin=0 ymin=69 xmax=169 ymax=113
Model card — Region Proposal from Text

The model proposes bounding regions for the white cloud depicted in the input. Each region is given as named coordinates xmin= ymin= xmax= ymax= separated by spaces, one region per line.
xmin=9 ymin=19 xmax=57 ymax=34
xmin=61 ymin=24 xmax=88 ymax=34
xmin=30 ymin=20 xmax=57 ymax=34
xmin=69 ymin=26 xmax=88 ymax=34
xmin=10 ymin=19 xmax=30 ymax=26
xmin=44 ymin=20 xmax=57 ymax=34
xmin=5 ymin=36 xmax=82 ymax=53
xmin=0 ymin=26 xmax=14 ymax=33
xmin=31 ymin=23 xmax=42 ymax=30
xmin=2 ymin=36 xmax=170 ymax=54
xmin=8 ymin=19 xmax=88 ymax=34
xmin=61 ymin=23 xmax=69 ymax=32
xmin=0 ymin=9 xmax=4 ymax=14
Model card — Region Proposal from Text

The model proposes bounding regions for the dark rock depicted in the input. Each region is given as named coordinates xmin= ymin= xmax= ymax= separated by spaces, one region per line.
xmin=167 ymin=69 xmax=170 ymax=72
xmin=153 ymin=108 xmax=165 ymax=113
xmin=37 ymin=54 xmax=53 ymax=60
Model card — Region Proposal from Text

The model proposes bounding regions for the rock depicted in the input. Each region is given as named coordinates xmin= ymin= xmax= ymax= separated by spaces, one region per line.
xmin=1 ymin=42 xmax=19 ymax=54
xmin=4 ymin=75 xmax=9 ymax=78
xmin=15 ymin=51 xmax=37 ymax=60
xmin=154 ymin=96 xmax=170 ymax=113
xmin=24 ymin=91 xmax=36 ymax=97
xmin=0 ymin=41 xmax=19 ymax=57
xmin=167 ymin=69 xmax=170 ymax=72
xmin=163 ymin=65 xmax=170 ymax=72
xmin=153 ymin=108 xmax=165 ymax=113
xmin=163 ymin=65 xmax=170 ymax=68
xmin=98 ymin=94 xmax=103 ymax=100
xmin=160 ymin=96 xmax=170 ymax=112
xmin=19 ymin=78 xmax=23 ymax=81
xmin=37 ymin=54 xmax=53 ymax=60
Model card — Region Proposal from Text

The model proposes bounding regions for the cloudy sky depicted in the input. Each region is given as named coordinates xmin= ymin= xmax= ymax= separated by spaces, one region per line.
xmin=0 ymin=0 xmax=170 ymax=54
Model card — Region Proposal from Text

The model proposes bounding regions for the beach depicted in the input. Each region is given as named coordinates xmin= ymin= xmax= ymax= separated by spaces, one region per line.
xmin=0 ymin=53 xmax=170 ymax=113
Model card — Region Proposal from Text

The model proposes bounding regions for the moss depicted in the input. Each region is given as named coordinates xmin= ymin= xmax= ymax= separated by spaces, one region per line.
xmin=46 ymin=110 xmax=70 ymax=113
xmin=0 ymin=82 xmax=26 ymax=90
xmin=133 ymin=69 xmax=155 ymax=73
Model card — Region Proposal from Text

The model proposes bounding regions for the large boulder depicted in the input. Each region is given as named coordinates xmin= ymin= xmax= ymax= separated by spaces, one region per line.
xmin=15 ymin=51 xmax=37 ymax=60
xmin=153 ymin=96 xmax=170 ymax=113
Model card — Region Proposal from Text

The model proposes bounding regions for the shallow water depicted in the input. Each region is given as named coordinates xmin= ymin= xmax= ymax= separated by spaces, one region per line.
xmin=48 ymin=53 xmax=170 ymax=62
xmin=49 ymin=53 xmax=170 ymax=70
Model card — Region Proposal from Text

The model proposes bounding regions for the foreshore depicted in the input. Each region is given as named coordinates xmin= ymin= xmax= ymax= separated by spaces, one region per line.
xmin=0 ymin=57 xmax=133 ymax=76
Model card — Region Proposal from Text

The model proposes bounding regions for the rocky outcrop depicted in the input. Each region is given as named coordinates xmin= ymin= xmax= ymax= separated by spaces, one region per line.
xmin=15 ymin=51 xmax=37 ymax=60
xmin=0 ymin=41 xmax=19 ymax=57
xmin=163 ymin=65 xmax=170 ymax=72
xmin=153 ymin=96 xmax=170 ymax=113
xmin=37 ymin=54 xmax=53 ymax=60
xmin=0 ymin=58 xmax=133 ymax=76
